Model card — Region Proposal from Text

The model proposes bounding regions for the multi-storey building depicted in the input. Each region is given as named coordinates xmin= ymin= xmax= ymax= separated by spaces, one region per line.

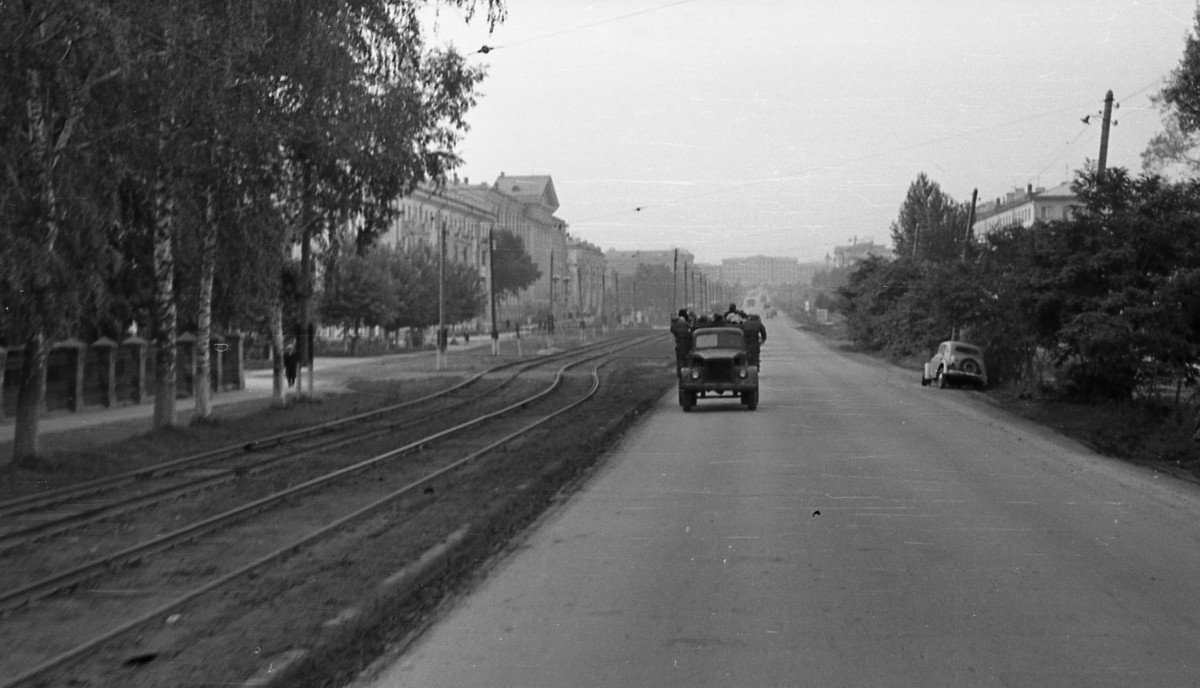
xmin=567 ymin=237 xmax=606 ymax=318
xmin=832 ymin=241 xmax=892 ymax=268
xmin=603 ymin=248 xmax=694 ymax=276
xmin=972 ymin=182 xmax=1078 ymax=237
xmin=720 ymin=255 xmax=808 ymax=286
xmin=379 ymin=173 xmax=571 ymax=322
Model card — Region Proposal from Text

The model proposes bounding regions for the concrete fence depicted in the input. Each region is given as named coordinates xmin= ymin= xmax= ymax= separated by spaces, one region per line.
xmin=0 ymin=333 xmax=246 ymax=422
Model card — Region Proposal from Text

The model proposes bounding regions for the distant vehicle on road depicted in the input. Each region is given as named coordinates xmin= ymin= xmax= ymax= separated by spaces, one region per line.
xmin=922 ymin=340 xmax=987 ymax=389
xmin=678 ymin=327 xmax=759 ymax=411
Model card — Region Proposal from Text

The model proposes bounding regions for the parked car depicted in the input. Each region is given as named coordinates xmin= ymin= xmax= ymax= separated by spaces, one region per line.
xmin=921 ymin=340 xmax=987 ymax=389
xmin=678 ymin=327 xmax=759 ymax=411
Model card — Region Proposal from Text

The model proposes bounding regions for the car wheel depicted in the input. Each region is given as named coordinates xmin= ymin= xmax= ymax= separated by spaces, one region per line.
xmin=936 ymin=367 xmax=948 ymax=389
xmin=920 ymin=374 xmax=930 ymax=387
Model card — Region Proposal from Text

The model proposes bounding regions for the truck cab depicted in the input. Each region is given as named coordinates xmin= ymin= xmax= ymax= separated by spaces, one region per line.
xmin=678 ymin=327 xmax=760 ymax=411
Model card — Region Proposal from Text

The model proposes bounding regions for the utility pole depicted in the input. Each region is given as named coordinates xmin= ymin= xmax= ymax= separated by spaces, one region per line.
xmin=488 ymin=227 xmax=498 ymax=356
xmin=600 ymin=269 xmax=607 ymax=330
xmin=672 ymin=249 xmax=678 ymax=311
xmin=436 ymin=219 xmax=446 ymax=371
xmin=548 ymin=250 xmax=555 ymax=335
xmin=1098 ymin=89 xmax=1115 ymax=182
xmin=614 ymin=271 xmax=621 ymax=327
xmin=963 ymin=188 xmax=978 ymax=258
xmin=686 ymin=259 xmax=696 ymax=307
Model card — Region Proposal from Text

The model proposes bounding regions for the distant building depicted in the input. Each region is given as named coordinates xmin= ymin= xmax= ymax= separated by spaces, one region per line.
xmin=832 ymin=241 xmax=892 ymax=268
xmin=378 ymin=173 xmax=570 ymax=321
xmin=721 ymin=255 xmax=807 ymax=286
xmin=567 ymin=237 xmax=606 ymax=317
xmin=604 ymin=248 xmax=693 ymax=276
xmin=972 ymin=182 xmax=1078 ymax=236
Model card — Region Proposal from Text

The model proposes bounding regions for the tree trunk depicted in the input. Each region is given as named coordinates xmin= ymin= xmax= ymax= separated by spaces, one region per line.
xmin=271 ymin=298 xmax=286 ymax=408
xmin=10 ymin=334 xmax=48 ymax=465
xmin=152 ymin=165 xmax=178 ymax=428
xmin=194 ymin=188 xmax=218 ymax=419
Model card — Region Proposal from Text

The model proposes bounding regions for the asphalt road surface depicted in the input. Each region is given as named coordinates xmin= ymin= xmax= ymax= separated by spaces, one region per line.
xmin=357 ymin=315 xmax=1200 ymax=688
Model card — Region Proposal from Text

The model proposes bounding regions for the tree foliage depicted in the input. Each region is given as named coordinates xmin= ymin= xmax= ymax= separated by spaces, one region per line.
xmin=491 ymin=230 xmax=541 ymax=301
xmin=839 ymin=167 xmax=1200 ymax=404
xmin=322 ymin=245 xmax=485 ymax=337
xmin=889 ymin=173 xmax=970 ymax=262
xmin=0 ymin=0 xmax=506 ymax=461
xmin=1145 ymin=7 xmax=1200 ymax=174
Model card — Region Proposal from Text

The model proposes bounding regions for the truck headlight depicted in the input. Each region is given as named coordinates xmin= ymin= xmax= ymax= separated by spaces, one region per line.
xmin=690 ymin=370 xmax=701 ymax=380
xmin=738 ymin=369 xmax=748 ymax=379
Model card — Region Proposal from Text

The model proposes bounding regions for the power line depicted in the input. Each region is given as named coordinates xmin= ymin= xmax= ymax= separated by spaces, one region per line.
xmin=572 ymin=99 xmax=1101 ymax=226
xmin=476 ymin=0 xmax=700 ymax=54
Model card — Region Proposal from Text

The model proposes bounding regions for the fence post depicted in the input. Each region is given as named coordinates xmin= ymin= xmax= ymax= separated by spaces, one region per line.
xmin=123 ymin=336 xmax=148 ymax=404
xmin=211 ymin=334 xmax=225 ymax=392
xmin=58 ymin=338 xmax=87 ymax=412
xmin=0 ymin=345 xmax=6 ymax=422
xmin=225 ymin=332 xmax=245 ymax=391
xmin=176 ymin=332 xmax=197 ymax=398
xmin=91 ymin=337 xmax=118 ymax=407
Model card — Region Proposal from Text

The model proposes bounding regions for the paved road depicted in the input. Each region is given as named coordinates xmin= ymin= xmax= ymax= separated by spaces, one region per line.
xmin=357 ymin=315 xmax=1200 ymax=687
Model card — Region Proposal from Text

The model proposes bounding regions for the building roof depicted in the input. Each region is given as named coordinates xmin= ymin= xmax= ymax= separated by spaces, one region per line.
xmin=1035 ymin=181 xmax=1075 ymax=198
xmin=495 ymin=174 xmax=559 ymax=212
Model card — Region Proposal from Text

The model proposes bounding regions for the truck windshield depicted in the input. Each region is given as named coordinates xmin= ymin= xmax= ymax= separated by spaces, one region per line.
xmin=693 ymin=331 xmax=743 ymax=349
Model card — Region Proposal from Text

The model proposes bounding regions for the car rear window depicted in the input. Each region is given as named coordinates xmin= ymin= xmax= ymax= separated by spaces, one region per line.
xmin=694 ymin=331 xmax=743 ymax=349
xmin=953 ymin=344 xmax=981 ymax=356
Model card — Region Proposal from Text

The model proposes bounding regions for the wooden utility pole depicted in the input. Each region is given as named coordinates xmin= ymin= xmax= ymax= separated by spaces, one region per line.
xmin=1098 ymin=89 xmax=1114 ymax=182
xmin=672 ymin=249 xmax=678 ymax=311
xmin=686 ymin=259 xmax=696 ymax=307
xmin=436 ymin=219 xmax=446 ymax=371
xmin=548 ymin=251 xmax=555 ymax=334
xmin=488 ymin=227 xmax=498 ymax=355
xmin=614 ymin=272 xmax=621 ymax=326
xmin=600 ymin=269 xmax=607 ymax=329
xmin=964 ymin=188 xmax=978 ymax=252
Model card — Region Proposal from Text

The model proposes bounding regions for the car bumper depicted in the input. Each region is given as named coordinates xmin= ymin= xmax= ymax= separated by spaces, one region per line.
xmin=942 ymin=370 xmax=987 ymax=385
xmin=679 ymin=368 xmax=759 ymax=392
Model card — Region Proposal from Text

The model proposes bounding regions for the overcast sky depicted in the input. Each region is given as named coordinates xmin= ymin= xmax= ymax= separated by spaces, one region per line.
xmin=423 ymin=0 xmax=1198 ymax=264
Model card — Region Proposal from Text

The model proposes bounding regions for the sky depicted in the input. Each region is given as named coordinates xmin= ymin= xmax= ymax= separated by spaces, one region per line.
xmin=422 ymin=0 xmax=1199 ymax=264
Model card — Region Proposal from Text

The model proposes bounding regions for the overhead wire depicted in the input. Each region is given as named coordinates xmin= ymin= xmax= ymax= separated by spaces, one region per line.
xmin=475 ymin=0 xmax=701 ymax=54
xmin=570 ymin=99 xmax=1104 ymax=227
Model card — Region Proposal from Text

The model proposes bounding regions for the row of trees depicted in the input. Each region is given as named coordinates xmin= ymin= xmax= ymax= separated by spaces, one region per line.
xmin=836 ymin=6 xmax=1200 ymax=418
xmin=838 ymin=168 xmax=1200 ymax=404
xmin=0 ymin=1 xmax=505 ymax=464
xmin=320 ymin=229 xmax=542 ymax=345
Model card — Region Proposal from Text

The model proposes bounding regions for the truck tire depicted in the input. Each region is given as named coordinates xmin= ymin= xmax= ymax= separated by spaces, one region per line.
xmin=742 ymin=390 xmax=758 ymax=410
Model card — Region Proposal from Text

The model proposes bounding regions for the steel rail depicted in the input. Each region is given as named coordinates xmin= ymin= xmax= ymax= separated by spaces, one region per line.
xmin=0 ymin=334 xmax=634 ymax=518
xmin=0 ymin=337 xmax=645 ymax=688
xmin=0 ymin=336 xmax=651 ymax=551
xmin=0 ymin=335 xmax=656 ymax=613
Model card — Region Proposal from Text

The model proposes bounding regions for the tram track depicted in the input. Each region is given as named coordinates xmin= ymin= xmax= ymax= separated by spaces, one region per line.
xmin=0 ymin=333 xmax=664 ymax=687
xmin=0 ymin=334 xmax=630 ymax=527
xmin=0 ymin=335 xmax=649 ymax=554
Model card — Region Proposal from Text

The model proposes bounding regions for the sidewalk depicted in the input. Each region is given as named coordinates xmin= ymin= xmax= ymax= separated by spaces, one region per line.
xmin=0 ymin=341 xmax=490 ymax=450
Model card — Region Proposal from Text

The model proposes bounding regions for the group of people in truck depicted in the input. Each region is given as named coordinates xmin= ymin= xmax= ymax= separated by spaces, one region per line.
xmin=670 ymin=303 xmax=767 ymax=377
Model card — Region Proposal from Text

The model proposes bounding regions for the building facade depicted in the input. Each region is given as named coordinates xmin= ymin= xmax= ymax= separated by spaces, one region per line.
xmin=378 ymin=173 xmax=571 ymax=323
xmin=567 ymin=238 xmax=606 ymax=317
xmin=832 ymin=241 xmax=892 ymax=268
xmin=972 ymin=182 xmax=1078 ymax=236
xmin=720 ymin=255 xmax=808 ymax=286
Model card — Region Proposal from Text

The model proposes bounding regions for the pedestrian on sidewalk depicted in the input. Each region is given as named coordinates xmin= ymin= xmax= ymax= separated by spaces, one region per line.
xmin=283 ymin=342 xmax=298 ymax=388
